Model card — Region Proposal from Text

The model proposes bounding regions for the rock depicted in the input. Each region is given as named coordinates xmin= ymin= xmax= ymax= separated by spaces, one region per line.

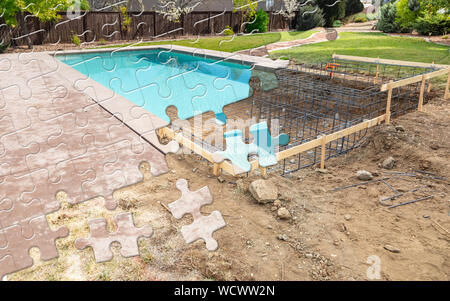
xmin=277 ymin=207 xmax=292 ymax=220
xmin=273 ymin=200 xmax=282 ymax=207
xmin=382 ymin=157 xmax=396 ymax=170
xmin=395 ymin=125 xmax=405 ymax=132
xmin=379 ymin=197 xmax=393 ymax=207
xmin=357 ymin=170 xmax=373 ymax=181
xmin=249 ymin=179 xmax=278 ymax=204
xmin=271 ymin=206 xmax=278 ymax=212
xmin=267 ymin=225 xmax=273 ymax=229
xmin=192 ymin=168 xmax=198 ymax=173
xmin=316 ymin=168 xmax=329 ymax=174
xmin=344 ymin=214 xmax=352 ymax=221
xmin=305 ymin=253 xmax=313 ymax=259
xmin=217 ymin=176 xmax=225 ymax=183
xmin=277 ymin=234 xmax=289 ymax=241
xmin=384 ymin=244 xmax=400 ymax=253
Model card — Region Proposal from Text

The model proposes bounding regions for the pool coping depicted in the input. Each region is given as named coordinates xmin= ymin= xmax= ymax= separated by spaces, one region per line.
xmin=46 ymin=44 xmax=289 ymax=72
xmin=36 ymin=45 xmax=288 ymax=154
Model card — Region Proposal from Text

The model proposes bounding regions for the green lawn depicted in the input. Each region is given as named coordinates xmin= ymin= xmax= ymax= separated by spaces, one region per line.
xmin=96 ymin=30 xmax=318 ymax=52
xmin=270 ymin=32 xmax=450 ymax=66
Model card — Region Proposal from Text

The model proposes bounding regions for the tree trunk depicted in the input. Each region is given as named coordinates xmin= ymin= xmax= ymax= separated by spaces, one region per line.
xmin=18 ymin=11 xmax=33 ymax=49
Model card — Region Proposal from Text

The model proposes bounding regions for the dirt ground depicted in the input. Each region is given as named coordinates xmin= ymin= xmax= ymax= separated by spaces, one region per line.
xmin=9 ymin=93 xmax=449 ymax=281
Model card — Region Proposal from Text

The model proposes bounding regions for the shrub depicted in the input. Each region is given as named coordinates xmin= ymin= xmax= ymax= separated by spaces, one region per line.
xmin=413 ymin=13 xmax=450 ymax=36
xmin=395 ymin=0 xmax=422 ymax=30
xmin=71 ymin=35 xmax=81 ymax=46
xmin=333 ymin=20 xmax=343 ymax=27
xmin=0 ymin=43 xmax=9 ymax=54
xmin=224 ymin=26 xmax=234 ymax=36
xmin=315 ymin=0 xmax=347 ymax=27
xmin=296 ymin=5 xmax=326 ymax=31
xmin=376 ymin=3 xmax=401 ymax=33
xmin=345 ymin=0 xmax=364 ymax=17
xmin=245 ymin=9 xmax=269 ymax=33
xmin=354 ymin=15 xmax=368 ymax=23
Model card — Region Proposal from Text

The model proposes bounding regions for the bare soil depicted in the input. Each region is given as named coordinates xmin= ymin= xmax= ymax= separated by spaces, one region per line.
xmin=10 ymin=94 xmax=449 ymax=281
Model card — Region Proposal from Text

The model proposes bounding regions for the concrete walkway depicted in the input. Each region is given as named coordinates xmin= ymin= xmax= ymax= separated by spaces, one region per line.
xmin=236 ymin=23 xmax=381 ymax=57
xmin=236 ymin=30 xmax=329 ymax=57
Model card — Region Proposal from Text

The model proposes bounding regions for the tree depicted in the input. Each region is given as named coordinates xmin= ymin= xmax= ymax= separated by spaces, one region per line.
xmin=278 ymin=0 xmax=300 ymax=19
xmin=233 ymin=0 xmax=258 ymax=33
xmin=345 ymin=0 xmax=364 ymax=16
xmin=315 ymin=0 xmax=347 ymax=27
xmin=0 ymin=0 xmax=90 ymax=49
xmin=155 ymin=0 xmax=201 ymax=22
xmin=376 ymin=2 xmax=401 ymax=32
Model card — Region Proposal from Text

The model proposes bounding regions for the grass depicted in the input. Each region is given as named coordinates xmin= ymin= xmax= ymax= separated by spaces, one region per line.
xmin=270 ymin=32 xmax=450 ymax=65
xmin=95 ymin=30 xmax=318 ymax=52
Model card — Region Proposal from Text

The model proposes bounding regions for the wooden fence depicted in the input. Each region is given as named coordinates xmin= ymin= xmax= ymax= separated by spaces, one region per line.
xmin=0 ymin=11 xmax=291 ymax=46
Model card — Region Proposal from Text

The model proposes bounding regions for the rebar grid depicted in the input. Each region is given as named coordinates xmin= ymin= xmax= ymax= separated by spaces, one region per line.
xmin=167 ymin=60 xmax=433 ymax=175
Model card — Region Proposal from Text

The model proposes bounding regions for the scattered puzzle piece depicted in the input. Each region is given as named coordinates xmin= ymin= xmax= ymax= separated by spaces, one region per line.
xmin=168 ymin=179 xmax=226 ymax=251
xmin=74 ymin=212 xmax=153 ymax=263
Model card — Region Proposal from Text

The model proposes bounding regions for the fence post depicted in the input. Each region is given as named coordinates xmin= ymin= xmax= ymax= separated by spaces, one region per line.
xmin=385 ymin=80 xmax=393 ymax=125
xmin=153 ymin=11 xmax=157 ymax=38
xmin=320 ymin=135 xmax=327 ymax=169
xmin=418 ymin=75 xmax=426 ymax=112
xmin=445 ymin=68 xmax=450 ymax=100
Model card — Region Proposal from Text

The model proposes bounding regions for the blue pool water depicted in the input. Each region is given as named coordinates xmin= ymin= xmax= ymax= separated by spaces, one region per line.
xmin=57 ymin=49 xmax=253 ymax=123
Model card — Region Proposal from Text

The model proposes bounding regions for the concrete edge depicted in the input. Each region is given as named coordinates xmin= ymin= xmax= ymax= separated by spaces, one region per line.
xmin=45 ymin=44 xmax=289 ymax=71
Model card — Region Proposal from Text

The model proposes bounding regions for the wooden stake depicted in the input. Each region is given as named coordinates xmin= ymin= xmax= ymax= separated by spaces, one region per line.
xmin=386 ymin=80 xmax=393 ymax=125
xmin=374 ymin=57 xmax=380 ymax=84
xmin=418 ymin=75 xmax=426 ymax=112
xmin=213 ymin=163 xmax=220 ymax=176
xmin=261 ymin=168 xmax=267 ymax=177
xmin=427 ymin=82 xmax=432 ymax=94
xmin=445 ymin=68 xmax=450 ymax=100
xmin=320 ymin=135 xmax=327 ymax=169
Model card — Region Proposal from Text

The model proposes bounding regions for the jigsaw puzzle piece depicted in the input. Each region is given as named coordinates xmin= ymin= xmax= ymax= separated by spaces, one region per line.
xmin=248 ymin=122 xmax=289 ymax=168
xmin=0 ymin=115 xmax=37 ymax=177
xmin=0 ymin=215 xmax=69 ymax=278
xmin=74 ymin=212 xmax=153 ymax=263
xmin=212 ymin=130 xmax=251 ymax=174
xmin=0 ymin=173 xmax=36 ymax=205
xmin=181 ymin=211 xmax=226 ymax=251
xmin=0 ymin=198 xmax=60 ymax=239
xmin=168 ymin=179 xmax=226 ymax=251
xmin=168 ymin=179 xmax=213 ymax=219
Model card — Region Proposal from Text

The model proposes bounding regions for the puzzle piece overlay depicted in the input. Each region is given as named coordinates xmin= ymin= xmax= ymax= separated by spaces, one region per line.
xmin=212 ymin=121 xmax=290 ymax=174
xmin=0 ymin=52 xmax=175 ymax=277
xmin=0 ymin=215 xmax=69 ymax=278
xmin=168 ymin=179 xmax=226 ymax=251
xmin=74 ymin=212 xmax=153 ymax=263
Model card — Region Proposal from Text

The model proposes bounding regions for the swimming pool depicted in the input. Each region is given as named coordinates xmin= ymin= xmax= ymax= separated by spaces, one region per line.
xmin=57 ymin=49 xmax=253 ymax=123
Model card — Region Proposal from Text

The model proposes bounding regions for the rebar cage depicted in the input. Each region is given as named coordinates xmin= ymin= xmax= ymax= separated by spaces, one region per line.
xmin=168 ymin=59 xmax=435 ymax=175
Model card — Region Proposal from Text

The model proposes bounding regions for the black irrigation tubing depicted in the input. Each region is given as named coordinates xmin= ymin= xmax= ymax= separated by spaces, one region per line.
xmin=330 ymin=178 xmax=392 ymax=192
xmin=388 ymin=196 xmax=434 ymax=209
xmin=380 ymin=186 xmax=426 ymax=202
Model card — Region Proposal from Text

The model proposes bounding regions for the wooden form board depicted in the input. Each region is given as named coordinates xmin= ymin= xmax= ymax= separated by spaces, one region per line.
xmin=380 ymin=68 xmax=450 ymax=91
xmin=333 ymin=54 xmax=450 ymax=69
xmin=161 ymin=114 xmax=386 ymax=176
